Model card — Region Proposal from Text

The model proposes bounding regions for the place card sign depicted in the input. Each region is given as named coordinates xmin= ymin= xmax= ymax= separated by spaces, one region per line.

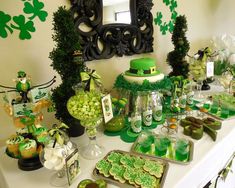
xmin=13 ymin=103 xmax=33 ymax=117
xmin=206 ymin=61 xmax=214 ymax=78
xmin=66 ymin=149 xmax=80 ymax=185
xmin=101 ymin=94 xmax=113 ymax=123
xmin=30 ymin=88 xmax=49 ymax=103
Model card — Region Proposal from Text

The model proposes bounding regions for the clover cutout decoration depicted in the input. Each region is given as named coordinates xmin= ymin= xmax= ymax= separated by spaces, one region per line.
xmin=0 ymin=0 xmax=48 ymax=40
xmin=154 ymin=0 xmax=178 ymax=35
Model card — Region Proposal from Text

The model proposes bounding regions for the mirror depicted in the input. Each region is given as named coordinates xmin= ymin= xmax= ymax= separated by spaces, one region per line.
xmin=103 ymin=0 xmax=130 ymax=24
xmin=70 ymin=0 xmax=154 ymax=61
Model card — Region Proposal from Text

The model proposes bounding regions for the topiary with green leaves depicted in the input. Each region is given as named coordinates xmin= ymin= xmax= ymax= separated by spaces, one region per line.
xmin=167 ymin=15 xmax=190 ymax=78
xmin=49 ymin=6 xmax=85 ymax=136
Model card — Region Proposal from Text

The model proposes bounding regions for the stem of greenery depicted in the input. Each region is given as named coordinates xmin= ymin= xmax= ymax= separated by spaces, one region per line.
xmin=167 ymin=15 xmax=190 ymax=78
xmin=49 ymin=7 xmax=85 ymax=126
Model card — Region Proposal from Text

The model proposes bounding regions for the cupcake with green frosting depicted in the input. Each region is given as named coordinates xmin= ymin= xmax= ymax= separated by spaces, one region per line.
xmin=34 ymin=127 xmax=48 ymax=143
xmin=19 ymin=139 xmax=37 ymax=159
xmin=6 ymin=135 xmax=24 ymax=157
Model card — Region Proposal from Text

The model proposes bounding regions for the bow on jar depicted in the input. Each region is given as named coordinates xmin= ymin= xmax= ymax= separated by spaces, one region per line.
xmin=49 ymin=123 xmax=69 ymax=146
xmin=80 ymin=70 xmax=102 ymax=91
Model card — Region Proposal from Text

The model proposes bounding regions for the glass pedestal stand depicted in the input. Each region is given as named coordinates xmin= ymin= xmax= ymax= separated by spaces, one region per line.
xmin=80 ymin=119 xmax=105 ymax=160
xmin=81 ymin=135 xmax=105 ymax=160
xmin=48 ymin=168 xmax=67 ymax=187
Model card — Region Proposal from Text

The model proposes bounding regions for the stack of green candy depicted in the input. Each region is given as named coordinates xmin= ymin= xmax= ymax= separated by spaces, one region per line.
xmin=67 ymin=90 xmax=103 ymax=120
xmin=67 ymin=90 xmax=103 ymax=136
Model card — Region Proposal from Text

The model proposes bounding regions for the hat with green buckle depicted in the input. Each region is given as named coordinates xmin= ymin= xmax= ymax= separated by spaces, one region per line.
xmin=125 ymin=58 xmax=160 ymax=77
xmin=17 ymin=71 xmax=26 ymax=78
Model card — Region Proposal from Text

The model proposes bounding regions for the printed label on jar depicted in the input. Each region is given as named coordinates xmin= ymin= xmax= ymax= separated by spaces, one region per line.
xmin=187 ymin=91 xmax=194 ymax=105
xmin=131 ymin=115 xmax=142 ymax=133
xmin=179 ymin=94 xmax=187 ymax=109
xmin=153 ymin=106 xmax=162 ymax=122
xmin=143 ymin=110 xmax=152 ymax=126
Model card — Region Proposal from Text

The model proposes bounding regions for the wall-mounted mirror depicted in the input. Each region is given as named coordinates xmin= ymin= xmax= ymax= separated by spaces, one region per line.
xmin=70 ymin=0 xmax=154 ymax=61
xmin=103 ymin=0 xmax=131 ymax=24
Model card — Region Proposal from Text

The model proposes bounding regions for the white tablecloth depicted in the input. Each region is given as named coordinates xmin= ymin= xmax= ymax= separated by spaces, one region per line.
xmin=1 ymin=116 xmax=235 ymax=188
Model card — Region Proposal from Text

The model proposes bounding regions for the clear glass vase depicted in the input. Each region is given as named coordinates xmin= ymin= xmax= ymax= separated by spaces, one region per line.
xmin=80 ymin=118 xmax=105 ymax=160
xmin=39 ymin=140 xmax=77 ymax=187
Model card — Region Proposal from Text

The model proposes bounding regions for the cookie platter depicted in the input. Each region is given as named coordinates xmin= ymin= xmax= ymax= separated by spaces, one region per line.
xmin=93 ymin=150 xmax=169 ymax=188
xmin=131 ymin=133 xmax=194 ymax=165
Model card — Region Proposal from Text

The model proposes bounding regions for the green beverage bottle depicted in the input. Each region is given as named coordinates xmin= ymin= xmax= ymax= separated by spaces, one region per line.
xmin=152 ymin=92 xmax=163 ymax=122
xmin=179 ymin=93 xmax=187 ymax=109
xmin=130 ymin=112 xmax=142 ymax=133
xmin=142 ymin=94 xmax=152 ymax=126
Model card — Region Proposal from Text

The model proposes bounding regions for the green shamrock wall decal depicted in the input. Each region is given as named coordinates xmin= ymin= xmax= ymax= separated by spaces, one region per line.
xmin=154 ymin=0 xmax=179 ymax=35
xmin=23 ymin=0 xmax=48 ymax=22
xmin=0 ymin=11 xmax=13 ymax=38
xmin=11 ymin=15 xmax=36 ymax=40
xmin=0 ymin=0 xmax=48 ymax=40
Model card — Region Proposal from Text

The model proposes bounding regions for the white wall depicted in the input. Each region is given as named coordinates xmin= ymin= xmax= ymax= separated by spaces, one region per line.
xmin=0 ymin=0 xmax=235 ymax=143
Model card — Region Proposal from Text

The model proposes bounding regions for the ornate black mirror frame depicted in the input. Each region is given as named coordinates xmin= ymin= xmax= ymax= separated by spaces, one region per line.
xmin=70 ymin=0 xmax=154 ymax=61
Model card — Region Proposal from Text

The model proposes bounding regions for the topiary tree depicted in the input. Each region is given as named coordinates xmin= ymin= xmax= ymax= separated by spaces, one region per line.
xmin=49 ymin=6 xmax=85 ymax=137
xmin=167 ymin=15 xmax=190 ymax=78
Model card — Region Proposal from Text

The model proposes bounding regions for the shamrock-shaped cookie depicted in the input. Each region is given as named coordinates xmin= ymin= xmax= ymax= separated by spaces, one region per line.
xmin=107 ymin=152 xmax=122 ymax=164
xmin=95 ymin=159 xmax=111 ymax=177
xmin=123 ymin=167 xmax=139 ymax=185
xmin=133 ymin=156 xmax=145 ymax=169
xmin=135 ymin=171 xmax=158 ymax=188
xmin=109 ymin=163 xmax=126 ymax=183
xmin=120 ymin=154 xmax=135 ymax=168
xmin=143 ymin=160 xmax=164 ymax=178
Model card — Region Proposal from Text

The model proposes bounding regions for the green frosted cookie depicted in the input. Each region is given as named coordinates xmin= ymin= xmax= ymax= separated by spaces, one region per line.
xmin=107 ymin=152 xmax=122 ymax=164
xmin=109 ymin=163 xmax=126 ymax=183
xmin=143 ymin=160 xmax=164 ymax=178
xmin=123 ymin=167 xmax=139 ymax=185
xmin=135 ymin=171 xmax=158 ymax=188
xmin=133 ymin=156 xmax=145 ymax=169
xmin=120 ymin=154 xmax=135 ymax=168
xmin=96 ymin=159 xmax=112 ymax=177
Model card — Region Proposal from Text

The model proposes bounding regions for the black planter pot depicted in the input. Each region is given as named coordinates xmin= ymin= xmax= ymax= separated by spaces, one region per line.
xmin=67 ymin=118 xmax=85 ymax=137
xmin=201 ymin=80 xmax=210 ymax=90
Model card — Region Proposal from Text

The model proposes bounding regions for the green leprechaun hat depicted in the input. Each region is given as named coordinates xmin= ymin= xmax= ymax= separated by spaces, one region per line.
xmin=125 ymin=58 xmax=160 ymax=77
xmin=17 ymin=71 xmax=26 ymax=78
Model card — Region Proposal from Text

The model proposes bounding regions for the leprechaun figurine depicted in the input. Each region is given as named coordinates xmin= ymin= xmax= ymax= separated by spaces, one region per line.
xmin=15 ymin=71 xmax=31 ymax=103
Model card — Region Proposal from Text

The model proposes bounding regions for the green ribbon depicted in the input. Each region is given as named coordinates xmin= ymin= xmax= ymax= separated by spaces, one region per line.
xmin=49 ymin=123 xmax=69 ymax=146
xmin=80 ymin=70 xmax=102 ymax=91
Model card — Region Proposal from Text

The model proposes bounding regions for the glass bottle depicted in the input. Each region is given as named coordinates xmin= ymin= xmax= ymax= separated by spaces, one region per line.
xmin=142 ymin=92 xmax=153 ymax=126
xmin=179 ymin=89 xmax=187 ymax=109
xmin=186 ymin=83 xmax=194 ymax=105
xmin=130 ymin=111 xmax=142 ymax=133
xmin=152 ymin=92 xmax=162 ymax=122
xmin=230 ymin=78 xmax=235 ymax=96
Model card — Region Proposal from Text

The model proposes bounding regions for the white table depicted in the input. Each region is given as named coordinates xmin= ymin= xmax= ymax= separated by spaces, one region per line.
xmin=1 ymin=117 xmax=235 ymax=188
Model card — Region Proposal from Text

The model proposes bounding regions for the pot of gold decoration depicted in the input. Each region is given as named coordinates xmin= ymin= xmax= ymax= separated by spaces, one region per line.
xmin=104 ymin=97 xmax=127 ymax=132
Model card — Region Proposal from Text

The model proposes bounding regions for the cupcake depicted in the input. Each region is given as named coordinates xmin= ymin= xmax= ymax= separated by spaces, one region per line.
xmin=6 ymin=135 xmax=24 ymax=157
xmin=19 ymin=139 xmax=37 ymax=159
xmin=16 ymin=127 xmax=29 ymax=137
xmin=34 ymin=127 xmax=48 ymax=143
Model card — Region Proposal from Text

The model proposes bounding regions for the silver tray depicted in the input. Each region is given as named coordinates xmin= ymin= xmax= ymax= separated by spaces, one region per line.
xmin=93 ymin=150 xmax=169 ymax=188
xmin=131 ymin=133 xmax=194 ymax=165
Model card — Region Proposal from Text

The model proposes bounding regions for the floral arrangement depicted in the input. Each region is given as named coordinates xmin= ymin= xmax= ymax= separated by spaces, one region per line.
xmin=212 ymin=34 xmax=235 ymax=76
